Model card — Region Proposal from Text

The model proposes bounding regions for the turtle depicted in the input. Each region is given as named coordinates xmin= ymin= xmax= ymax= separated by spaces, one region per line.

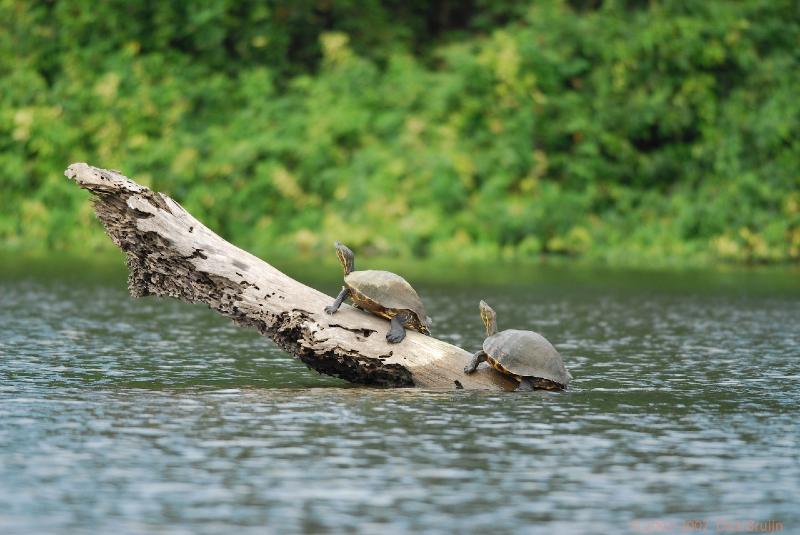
xmin=463 ymin=300 xmax=572 ymax=391
xmin=324 ymin=241 xmax=431 ymax=344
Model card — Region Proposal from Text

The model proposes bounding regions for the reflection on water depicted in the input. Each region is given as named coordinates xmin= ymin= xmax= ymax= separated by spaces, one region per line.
xmin=1 ymin=260 xmax=798 ymax=533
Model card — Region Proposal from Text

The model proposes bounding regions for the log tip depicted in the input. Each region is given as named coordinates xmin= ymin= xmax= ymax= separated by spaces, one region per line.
xmin=65 ymin=163 xmax=147 ymax=195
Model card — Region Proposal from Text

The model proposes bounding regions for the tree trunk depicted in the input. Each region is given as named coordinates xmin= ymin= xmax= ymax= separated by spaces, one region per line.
xmin=65 ymin=163 xmax=516 ymax=390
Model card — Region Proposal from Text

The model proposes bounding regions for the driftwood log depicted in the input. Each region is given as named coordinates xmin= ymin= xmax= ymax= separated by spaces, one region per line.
xmin=65 ymin=163 xmax=516 ymax=390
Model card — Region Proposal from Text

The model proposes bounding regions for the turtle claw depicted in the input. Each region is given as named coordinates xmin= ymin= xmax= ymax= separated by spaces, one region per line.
xmin=463 ymin=365 xmax=476 ymax=374
xmin=324 ymin=305 xmax=337 ymax=315
xmin=386 ymin=315 xmax=407 ymax=344
xmin=386 ymin=329 xmax=406 ymax=344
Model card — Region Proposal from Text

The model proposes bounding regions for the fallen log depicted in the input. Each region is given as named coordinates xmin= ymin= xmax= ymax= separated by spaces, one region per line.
xmin=65 ymin=163 xmax=516 ymax=390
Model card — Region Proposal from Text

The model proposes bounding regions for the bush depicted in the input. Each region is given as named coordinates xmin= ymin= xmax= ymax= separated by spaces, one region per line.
xmin=1 ymin=0 xmax=798 ymax=265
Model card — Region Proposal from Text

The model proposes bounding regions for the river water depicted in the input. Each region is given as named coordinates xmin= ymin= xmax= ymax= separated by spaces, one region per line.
xmin=1 ymin=259 xmax=798 ymax=534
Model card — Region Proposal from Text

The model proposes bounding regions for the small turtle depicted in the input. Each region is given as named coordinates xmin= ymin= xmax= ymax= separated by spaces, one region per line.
xmin=324 ymin=241 xmax=431 ymax=344
xmin=464 ymin=300 xmax=572 ymax=391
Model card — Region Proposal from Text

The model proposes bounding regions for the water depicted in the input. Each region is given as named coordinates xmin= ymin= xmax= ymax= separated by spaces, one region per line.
xmin=1 ymin=260 xmax=799 ymax=534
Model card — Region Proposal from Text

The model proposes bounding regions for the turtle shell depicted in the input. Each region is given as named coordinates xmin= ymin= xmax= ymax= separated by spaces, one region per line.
xmin=344 ymin=270 xmax=430 ymax=333
xmin=483 ymin=329 xmax=572 ymax=386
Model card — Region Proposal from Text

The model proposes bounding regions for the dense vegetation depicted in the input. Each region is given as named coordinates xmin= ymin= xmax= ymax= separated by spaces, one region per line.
xmin=2 ymin=0 xmax=798 ymax=265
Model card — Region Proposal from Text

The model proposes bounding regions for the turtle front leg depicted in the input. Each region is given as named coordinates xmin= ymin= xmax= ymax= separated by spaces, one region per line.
xmin=516 ymin=377 xmax=535 ymax=391
xmin=463 ymin=350 xmax=487 ymax=374
xmin=386 ymin=312 xmax=409 ymax=344
xmin=324 ymin=287 xmax=349 ymax=315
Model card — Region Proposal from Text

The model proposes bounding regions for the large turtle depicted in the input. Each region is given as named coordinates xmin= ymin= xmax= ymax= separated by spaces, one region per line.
xmin=324 ymin=242 xmax=431 ymax=344
xmin=464 ymin=300 xmax=572 ymax=391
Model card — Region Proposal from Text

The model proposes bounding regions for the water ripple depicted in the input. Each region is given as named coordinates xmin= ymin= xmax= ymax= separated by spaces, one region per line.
xmin=0 ymin=273 xmax=798 ymax=533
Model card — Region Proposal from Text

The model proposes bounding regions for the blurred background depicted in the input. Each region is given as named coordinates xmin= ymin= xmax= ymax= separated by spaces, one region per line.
xmin=2 ymin=0 xmax=799 ymax=267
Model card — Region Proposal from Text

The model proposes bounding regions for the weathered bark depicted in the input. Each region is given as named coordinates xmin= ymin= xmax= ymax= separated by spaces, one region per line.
xmin=65 ymin=163 xmax=516 ymax=390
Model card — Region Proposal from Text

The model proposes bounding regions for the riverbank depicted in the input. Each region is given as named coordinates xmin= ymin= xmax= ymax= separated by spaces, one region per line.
xmin=3 ymin=250 xmax=798 ymax=296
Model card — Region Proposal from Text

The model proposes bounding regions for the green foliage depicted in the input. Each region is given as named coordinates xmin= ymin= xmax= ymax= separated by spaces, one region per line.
xmin=2 ymin=0 xmax=799 ymax=265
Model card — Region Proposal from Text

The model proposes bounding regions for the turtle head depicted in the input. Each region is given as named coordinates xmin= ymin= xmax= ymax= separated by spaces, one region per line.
xmin=479 ymin=300 xmax=497 ymax=337
xmin=334 ymin=241 xmax=355 ymax=276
